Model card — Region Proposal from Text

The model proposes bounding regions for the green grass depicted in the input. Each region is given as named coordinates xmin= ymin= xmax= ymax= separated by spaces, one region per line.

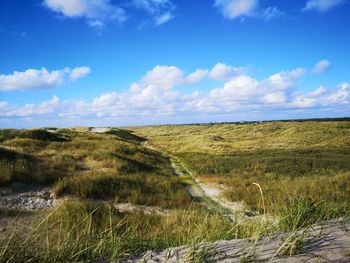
xmin=0 ymin=147 xmax=35 ymax=184
xmin=1 ymin=194 xmax=336 ymax=262
xmin=0 ymin=201 xmax=234 ymax=262
xmin=1 ymin=121 xmax=350 ymax=261
xmin=0 ymin=128 xmax=191 ymax=208
xmin=53 ymin=171 xmax=191 ymax=208
xmin=134 ymin=121 xmax=350 ymax=214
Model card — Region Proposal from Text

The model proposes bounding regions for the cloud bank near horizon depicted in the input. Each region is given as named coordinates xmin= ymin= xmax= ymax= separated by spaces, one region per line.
xmin=0 ymin=62 xmax=349 ymax=127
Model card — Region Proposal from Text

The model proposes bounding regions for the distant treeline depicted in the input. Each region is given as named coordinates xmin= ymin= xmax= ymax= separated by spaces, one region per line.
xmin=156 ymin=117 xmax=350 ymax=127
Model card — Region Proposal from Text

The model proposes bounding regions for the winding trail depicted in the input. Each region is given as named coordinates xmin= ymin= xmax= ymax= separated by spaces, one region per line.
xmin=142 ymin=141 xmax=259 ymax=222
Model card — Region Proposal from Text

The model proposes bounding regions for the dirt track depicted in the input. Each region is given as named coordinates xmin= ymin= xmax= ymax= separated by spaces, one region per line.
xmin=143 ymin=141 xmax=270 ymax=223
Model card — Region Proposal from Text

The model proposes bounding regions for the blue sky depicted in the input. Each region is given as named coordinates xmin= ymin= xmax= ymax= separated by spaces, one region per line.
xmin=0 ymin=0 xmax=349 ymax=128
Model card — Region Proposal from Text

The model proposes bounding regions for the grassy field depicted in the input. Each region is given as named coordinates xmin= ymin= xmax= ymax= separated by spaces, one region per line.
xmin=0 ymin=128 xmax=190 ymax=208
xmin=134 ymin=121 xmax=350 ymax=214
xmin=1 ymin=121 xmax=350 ymax=262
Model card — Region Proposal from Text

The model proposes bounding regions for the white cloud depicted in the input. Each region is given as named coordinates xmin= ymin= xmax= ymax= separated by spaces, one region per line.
xmin=339 ymin=82 xmax=350 ymax=90
xmin=291 ymin=83 xmax=349 ymax=108
xmin=0 ymin=101 xmax=9 ymax=108
xmin=2 ymin=96 xmax=60 ymax=117
xmin=130 ymin=65 xmax=211 ymax=93
xmin=313 ymin=60 xmax=331 ymax=74
xmin=303 ymin=0 xmax=346 ymax=11
xmin=214 ymin=0 xmax=258 ymax=20
xmin=1 ymin=64 xmax=349 ymax=125
xmin=214 ymin=0 xmax=284 ymax=21
xmin=70 ymin=67 xmax=91 ymax=79
xmin=0 ymin=67 xmax=90 ymax=91
xmin=186 ymin=69 xmax=209 ymax=84
xmin=210 ymin=75 xmax=259 ymax=101
xmin=309 ymin=86 xmax=327 ymax=97
xmin=130 ymin=65 xmax=183 ymax=92
xmin=208 ymin=63 xmax=246 ymax=81
xmin=43 ymin=0 xmax=87 ymax=16
xmin=132 ymin=0 xmax=175 ymax=25
xmin=262 ymin=92 xmax=287 ymax=104
xmin=43 ymin=0 xmax=126 ymax=28
xmin=264 ymin=68 xmax=306 ymax=90
xmin=0 ymin=68 xmax=65 ymax=91
xmin=209 ymin=67 xmax=306 ymax=108
xmin=155 ymin=12 xmax=174 ymax=25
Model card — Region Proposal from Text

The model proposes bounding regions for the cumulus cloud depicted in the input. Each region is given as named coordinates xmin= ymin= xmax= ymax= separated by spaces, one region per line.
xmin=214 ymin=0 xmax=284 ymax=21
xmin=210 ymin=75 xmax=259 ymax=102
xmin=0 ymin=67 xmax=91 ymax=91
xmin=208 ymin=63 xmax=246 ymax=81
xmin=132 ymin=0 xmax=175 ymax=25
xmin=262 ymin=92 xmax=287 ymax=104
xmin=313 ymin=60 xmax=331 ymax=74
xmin=303 ymin=0 xmax=346 ymax=11
xmin=291 ymin=83 xmax=349 ymax=108
xmin=209 ymin=67 xmax=306 ymax=108
xmin=1 ymin=64 xmax=349 ymax=125
xmin=130 ymin=65 xmax=183 ymax=92
xmin=186 ymin=69 xmax=209 ymax=84
xmin=264 ymin=68 xmax=306 ymax=90
xmin=308 ymin=86 xmax=327 ymax=97
xmin=0 ymin=101 xmax=9 ymax=108
xmin=1 ymin=96 xmax=60 ymax=117
xmin=43 ymin=0 xmax=126 ymax=29
xmin=70 ymin=66 xmax=92 ymax=79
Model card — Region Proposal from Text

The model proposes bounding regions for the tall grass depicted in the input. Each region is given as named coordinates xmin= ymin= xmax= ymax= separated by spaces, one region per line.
xmin=0 ymin=201 xmax=234 ymax=262
xmin=0 ymin=147 xmax=34 ymax=184
xmin=134 ymin=121 xmax=350 ymax=214
xmin=1 ymin=122 xmax=349 ymax=261
xmin=0 ymin=128 xmax=191 ymax=207
xmin=1 ymin=195 xmax=338 ymax=262
xmin=53 ymin=171 xmax=191 ymax=208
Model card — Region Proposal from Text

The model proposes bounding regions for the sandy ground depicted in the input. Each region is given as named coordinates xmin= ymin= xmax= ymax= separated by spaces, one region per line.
xmin=0 ymin=185 xmax=60 ymax=211
xmin=114 ymin=203 xmax=170 ymax=216
xmin=90 ymin=127 xmax=111 ymax=133
xmin=122 ymin=218 xmax=350 ymax=262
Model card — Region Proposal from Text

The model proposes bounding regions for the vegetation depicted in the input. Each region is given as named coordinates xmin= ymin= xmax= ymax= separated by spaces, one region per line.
xmin=0 ymin=201 xmax=233 ymax=262
xmin=0 ymin=127 xmax=191 ymax=208
xmin=0 ymin=198 xmax=324 ymax=262
xmin=134 ymin=121 xmax=350 ymax=214
xmin=1 ymin=121 xmax=350 ymax=262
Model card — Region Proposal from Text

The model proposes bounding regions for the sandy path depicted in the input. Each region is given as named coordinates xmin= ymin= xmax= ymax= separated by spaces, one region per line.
xmin=142 ymin=142 xmax=260 ymax=221
xmin=122 ymin=218 xmax=350 ymax=262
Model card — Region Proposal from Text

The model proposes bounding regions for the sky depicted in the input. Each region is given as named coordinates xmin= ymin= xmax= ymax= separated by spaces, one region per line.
xmin=0 ymin=0 xmax=349 ymax=128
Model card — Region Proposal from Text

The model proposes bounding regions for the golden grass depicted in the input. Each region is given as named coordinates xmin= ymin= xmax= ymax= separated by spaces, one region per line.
xmin=134 ymin=121 xmax=350 ymax=213
xmin=133 ymin=121 xmax=350 ymax=154
xmin=1 ymin=122 xmax=349 ymax=261
xmin=0 ymin=128 xmax=191 ymax=208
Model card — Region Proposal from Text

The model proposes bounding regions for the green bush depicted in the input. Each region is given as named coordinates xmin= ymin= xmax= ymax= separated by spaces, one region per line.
xmin=0 ymin=129 xmax=20 ymax=141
